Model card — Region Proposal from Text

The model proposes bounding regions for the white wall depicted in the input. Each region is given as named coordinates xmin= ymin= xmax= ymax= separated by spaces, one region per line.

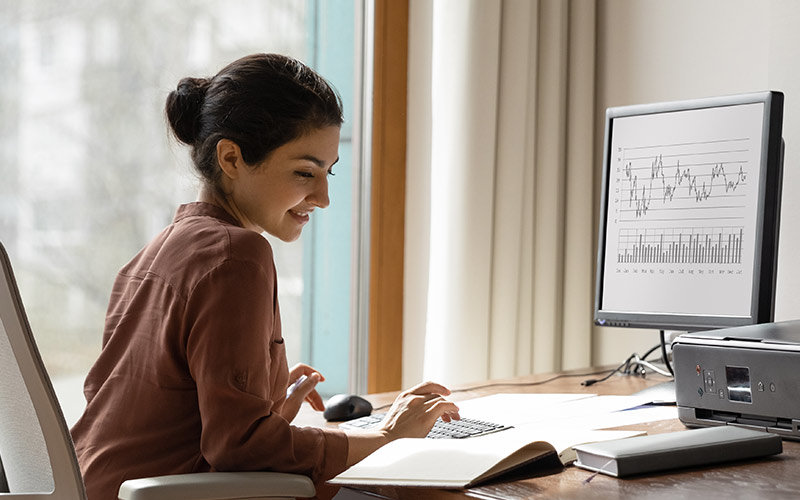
xmin=593 ymin=0 xmax=800 ymax=364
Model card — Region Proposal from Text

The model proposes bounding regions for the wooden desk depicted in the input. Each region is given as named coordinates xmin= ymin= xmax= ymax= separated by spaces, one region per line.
xmin=298 ymin=370 xmax=800 ymax=499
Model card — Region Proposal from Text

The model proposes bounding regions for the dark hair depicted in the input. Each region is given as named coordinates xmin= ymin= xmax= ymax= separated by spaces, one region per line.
xmin=165 ymin=53 xmax=343 ymax=188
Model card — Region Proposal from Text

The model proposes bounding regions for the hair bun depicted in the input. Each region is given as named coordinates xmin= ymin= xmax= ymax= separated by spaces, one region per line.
xmin=165 ymin=77 xmax=210 ymax=144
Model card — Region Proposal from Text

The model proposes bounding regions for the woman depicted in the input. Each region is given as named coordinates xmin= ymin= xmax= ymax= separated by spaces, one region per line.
xmin=70 ymin=53 xmax=459 ymax=500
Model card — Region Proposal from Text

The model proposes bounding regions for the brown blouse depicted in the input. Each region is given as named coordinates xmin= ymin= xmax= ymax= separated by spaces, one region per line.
xmin=70 ymin=202 xmax=348 ymax=499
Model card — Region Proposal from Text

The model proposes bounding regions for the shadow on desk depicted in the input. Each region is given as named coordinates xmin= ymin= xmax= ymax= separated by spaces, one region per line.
xmin=334 ymin=453 xmax=794 ymax=500
xmin=553 ymin=454 xmax=789 ymax=500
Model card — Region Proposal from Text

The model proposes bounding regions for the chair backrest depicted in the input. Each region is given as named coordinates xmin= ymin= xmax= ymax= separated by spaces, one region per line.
xmin=0 ymin=242 xmax=87 ymax=499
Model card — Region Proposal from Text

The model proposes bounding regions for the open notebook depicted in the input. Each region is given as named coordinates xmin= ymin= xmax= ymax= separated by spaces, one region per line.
xmin=330 ymin=393 xmax=678 ymax=488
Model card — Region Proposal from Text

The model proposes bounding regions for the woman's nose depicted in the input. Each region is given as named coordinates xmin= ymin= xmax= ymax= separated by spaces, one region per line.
xmin=309 ymin=176 xmax=330 ymax=209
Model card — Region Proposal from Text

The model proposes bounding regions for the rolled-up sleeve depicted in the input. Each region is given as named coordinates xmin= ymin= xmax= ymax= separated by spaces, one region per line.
xmin=184 ymin=255 xmax=348 ymax=483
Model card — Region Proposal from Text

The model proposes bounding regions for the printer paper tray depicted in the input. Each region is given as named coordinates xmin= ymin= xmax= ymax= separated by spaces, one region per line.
xmin=678 ymin=406 xmax=800 ymax=440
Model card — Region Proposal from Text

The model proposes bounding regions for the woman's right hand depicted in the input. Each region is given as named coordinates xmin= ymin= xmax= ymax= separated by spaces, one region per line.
xmin=378 ymin=381 xmax=461 ymax=440
xmin=344 ymin=381 xmax=460 ymax=467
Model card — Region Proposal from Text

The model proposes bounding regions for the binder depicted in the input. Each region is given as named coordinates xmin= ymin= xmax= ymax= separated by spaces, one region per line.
xmin=573 ymin=425 xmax=782 ymax=478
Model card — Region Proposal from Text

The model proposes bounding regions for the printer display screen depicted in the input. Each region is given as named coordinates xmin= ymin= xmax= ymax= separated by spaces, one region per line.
xmin=726 ymin=366 xmax=753 ymax=403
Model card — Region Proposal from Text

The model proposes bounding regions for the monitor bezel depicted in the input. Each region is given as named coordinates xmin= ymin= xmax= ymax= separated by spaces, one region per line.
xmin=594 ymin=91 xmax=784 ymax=332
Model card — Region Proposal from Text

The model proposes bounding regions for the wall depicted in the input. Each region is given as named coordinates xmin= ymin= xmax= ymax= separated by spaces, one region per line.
xmin=593 ymin=0 xmax=800 ymax=364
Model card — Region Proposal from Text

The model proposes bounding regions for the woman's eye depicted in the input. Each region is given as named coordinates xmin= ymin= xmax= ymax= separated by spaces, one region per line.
xmin=327 ymin=168 xmax=335 ymax=177
xmin=295 ymin=171 xmax=314 ymax=178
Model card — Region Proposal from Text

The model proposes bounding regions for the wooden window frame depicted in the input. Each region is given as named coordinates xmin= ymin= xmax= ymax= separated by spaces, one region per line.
xmin=368 ymin=0 xmax=408 ymax=393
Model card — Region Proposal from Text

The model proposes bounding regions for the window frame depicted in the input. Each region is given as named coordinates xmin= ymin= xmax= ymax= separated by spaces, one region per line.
xmin=367 ymin=0 xmax=408 ymax=393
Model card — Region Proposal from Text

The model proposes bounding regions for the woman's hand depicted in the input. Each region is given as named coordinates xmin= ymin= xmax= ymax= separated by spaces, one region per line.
xmin=379 ymin=381 xmax=460 ymax=440
xmin=281 ymin=363 xmax=326 ymax=422
xmin=344 ymin=380 xmax=460 ymax=467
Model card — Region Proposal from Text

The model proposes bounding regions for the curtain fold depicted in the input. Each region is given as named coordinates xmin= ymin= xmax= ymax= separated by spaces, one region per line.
xmin=403 ymin=0 xmax=597 ymax=387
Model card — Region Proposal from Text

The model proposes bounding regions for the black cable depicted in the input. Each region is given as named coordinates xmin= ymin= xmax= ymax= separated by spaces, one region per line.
xmin=641 ymin=342 xmax=661 ymax=361
xmin=581 ymin=354 xmax=636 ymax=386
xmin=455 ymin=345 xmax=665 ymax=392
xmin=582 ymin=338 xmax=676 ymax=387
xmin=448 ymin=369 xmax=618 ymax=394
xmin=372 ymin=342 xmax=674 ymax=411
xmin=660 ymin=330 xmax=675 ymax=377
xmin=370 ymin=368 xmax=623 ymax=412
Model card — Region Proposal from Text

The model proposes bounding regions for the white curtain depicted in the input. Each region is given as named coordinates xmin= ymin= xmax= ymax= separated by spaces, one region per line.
xmin=403 ymin=0 xmax=597 ymax=386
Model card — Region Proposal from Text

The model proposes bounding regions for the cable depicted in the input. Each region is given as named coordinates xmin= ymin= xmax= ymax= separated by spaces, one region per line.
xmin=581 ymin=354 xmax=635 ymax=386
xmin=370 ymin=368 xmax=623 ymax=412
xmin=641 ymin=342 xmax=662 ymax=361
xmin=581 ymin=340 xmax=675 ymax=386
xmin=633 ymin=356 xmax=673 ymax=378
xmin=372 ymin=342 xmax=674 ymax=411
xmin=448 ymin=369 xmax=619 ymax=394
xmin=453 ymin=345 xmax=667 ymax=392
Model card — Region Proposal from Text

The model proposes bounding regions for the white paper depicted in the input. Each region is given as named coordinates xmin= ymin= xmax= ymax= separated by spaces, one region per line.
xmin=454 ymin=393 xmax=671 ymax=429
xmin=454 ymin=393 xmax=594 ymax=426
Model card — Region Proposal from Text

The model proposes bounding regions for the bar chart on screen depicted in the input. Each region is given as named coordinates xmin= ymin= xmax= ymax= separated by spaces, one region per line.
xmin=617 ymin=226 xmax=744 ymax=266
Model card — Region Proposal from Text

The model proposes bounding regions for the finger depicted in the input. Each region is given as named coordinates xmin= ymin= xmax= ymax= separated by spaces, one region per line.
xmin=439 ymin=412 xmax=461 ymax=423
xmin=305 ymin=390 xmax=325 ymax=412
xmin=304 ymin=367 xmax=325 ymax=382
xmin=417 ymin=393 xmax=456 ymax=408
xmin=301 ymin=371 xmax=321 ymax=390
xmin=401 ymin=393 xmax=442 ymax=410
xmin=426 ymin=399 xmax=460 ymax=419
xmin=288 ymin=371 xmax=319 ymax=398
xmin=297 ymin=373 xmax=324 ymax=410
xmin=407 ymin=381 xmax=452 ymax=397
xmin=425 ymin=396 xmax=458 ymax=410
xmin=441 ymin=410 xmax=461 ymax=422
xmin=289 ymin=363 xmax=326 ymax=382
xmin=288 ymin=363 xmax=308 ymax=379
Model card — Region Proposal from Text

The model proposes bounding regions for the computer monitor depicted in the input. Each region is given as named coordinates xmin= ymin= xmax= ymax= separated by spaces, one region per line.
xmin=594 ymin=91 xmax=784 ymax=332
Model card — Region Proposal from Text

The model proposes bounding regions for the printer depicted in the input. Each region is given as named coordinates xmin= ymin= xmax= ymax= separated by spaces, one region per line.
xmin=674 ymin=319 xmax=800 ymax=440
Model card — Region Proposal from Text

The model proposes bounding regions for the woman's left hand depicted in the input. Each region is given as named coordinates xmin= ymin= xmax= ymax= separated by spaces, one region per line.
xmin=282 ymin=363 xmax=326 ymax=422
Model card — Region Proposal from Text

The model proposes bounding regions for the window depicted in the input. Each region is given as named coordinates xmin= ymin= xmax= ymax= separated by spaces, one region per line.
xmin=0 ymin=0 xmax=364 ymax=426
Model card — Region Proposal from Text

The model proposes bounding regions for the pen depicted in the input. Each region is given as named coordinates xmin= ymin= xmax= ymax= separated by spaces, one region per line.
xmin=288 ymin=374 xmax=308 ymax=396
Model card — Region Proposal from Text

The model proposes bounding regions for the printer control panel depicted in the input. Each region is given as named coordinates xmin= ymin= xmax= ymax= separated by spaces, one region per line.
xmin=692 ymin=361 xmax=778 ymax=403
xmin=675 ymin=342 xmax=800 ymax=439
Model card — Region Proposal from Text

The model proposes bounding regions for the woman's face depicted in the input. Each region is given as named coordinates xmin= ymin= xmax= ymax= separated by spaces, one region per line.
xmin=230 ymin=125 xmax=340 ymax=241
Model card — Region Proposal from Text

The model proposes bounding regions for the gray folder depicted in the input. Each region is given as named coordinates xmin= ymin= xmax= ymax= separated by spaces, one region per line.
xmin=573 ymin=425 xmax=782 ymax=477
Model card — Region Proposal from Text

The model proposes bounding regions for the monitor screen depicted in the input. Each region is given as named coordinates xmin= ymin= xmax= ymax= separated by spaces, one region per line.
xmin=594 ymin=91 xmax=784 ymax=331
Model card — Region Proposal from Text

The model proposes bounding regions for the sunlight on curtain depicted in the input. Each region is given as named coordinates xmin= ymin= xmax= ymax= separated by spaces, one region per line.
xmin=423 ymin=0 xmax=500 ymax=384
xmin=404 ymin=0 xmax=596 ymax=387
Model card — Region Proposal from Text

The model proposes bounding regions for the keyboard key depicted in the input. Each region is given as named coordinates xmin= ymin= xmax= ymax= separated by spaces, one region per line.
xmin=339 ymin=413 xmax=512 ymax=439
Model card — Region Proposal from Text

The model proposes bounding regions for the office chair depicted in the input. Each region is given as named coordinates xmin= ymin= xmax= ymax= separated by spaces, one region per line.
xmin=0 ymin=242 xmax=315 ymax=500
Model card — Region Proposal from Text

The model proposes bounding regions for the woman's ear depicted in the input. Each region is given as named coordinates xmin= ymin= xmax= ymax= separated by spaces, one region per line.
xmin=216 ymin=138 xmax=245 ymax=180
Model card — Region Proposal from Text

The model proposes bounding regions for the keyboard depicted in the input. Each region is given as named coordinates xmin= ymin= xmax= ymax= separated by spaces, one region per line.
xmin=339 ymin=413 xmax=512 ymax=439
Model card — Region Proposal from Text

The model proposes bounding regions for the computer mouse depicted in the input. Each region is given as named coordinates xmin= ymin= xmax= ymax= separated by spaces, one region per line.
xmin=323 ymin=394 xmax=373 ymax=422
